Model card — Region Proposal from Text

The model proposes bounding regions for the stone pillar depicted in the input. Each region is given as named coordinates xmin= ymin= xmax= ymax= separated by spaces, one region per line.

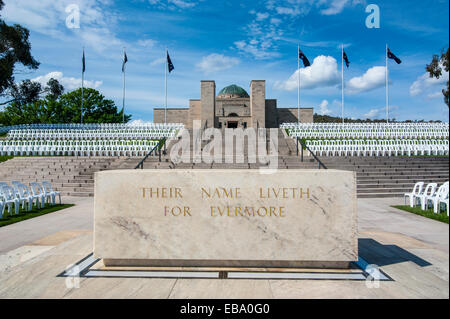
xmin=250 ymin=80 xmax=265 ymax=128
xmin=201 ymin=81 xmax=216 ymax=128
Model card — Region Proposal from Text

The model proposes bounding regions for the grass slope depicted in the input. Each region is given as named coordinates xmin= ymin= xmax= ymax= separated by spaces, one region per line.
xmin=392 ymin=205 xmax=449 ymax=224
xmin=0 ymin=204 xmax=75 ymax=227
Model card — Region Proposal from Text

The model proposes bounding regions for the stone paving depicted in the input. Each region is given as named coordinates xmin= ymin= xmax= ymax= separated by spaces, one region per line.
xmin=0 ymin=196 xmax=448 ymax=299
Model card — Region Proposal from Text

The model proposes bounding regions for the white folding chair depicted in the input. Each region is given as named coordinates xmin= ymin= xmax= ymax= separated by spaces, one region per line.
xmin=433 ymin=182 xmax=449 ymax=215
xmin=0 ymin=185 xmax=20 ymax=215
xmin=42 ymin=181 xmax=61 ymax=206
xmin=416 ymin=183 xmax=437 ymax=210
xmin=30 ymin=182 xmax=51 ymax=208
xmin=404 ymin=182 xmax=424 ymax=208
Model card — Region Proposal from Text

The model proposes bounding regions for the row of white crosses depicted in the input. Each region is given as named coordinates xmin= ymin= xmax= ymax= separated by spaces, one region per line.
xmin=7 ymin=128 xmax=178 ymax=140
xmin=305 ymin=139 xmax=449 ymax=157
xmin=282 ymin=123 xmax=449 ymax=140
xmin=1 ymin=123 xmax=184 ymax=133
xmin=0 ymin=140 xmax=160 ymax=157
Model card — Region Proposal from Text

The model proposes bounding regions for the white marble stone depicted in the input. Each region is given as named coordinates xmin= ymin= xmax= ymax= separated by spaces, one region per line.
xmin=94 ymin=169 xmax=357 ymax=267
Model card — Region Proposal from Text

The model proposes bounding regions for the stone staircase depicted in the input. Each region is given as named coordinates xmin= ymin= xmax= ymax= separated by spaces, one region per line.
xmin=0 ymin=157 xmax=123 ymax=197
xmin=1 ymin=129 xmax=448 ymax=198
xmin=321 ymin=156 xmax=449 ymax=198
xmin=161 ymin=129 xmax=449 ymax=198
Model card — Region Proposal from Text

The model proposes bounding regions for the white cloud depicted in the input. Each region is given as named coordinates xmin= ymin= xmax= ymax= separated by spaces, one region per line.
xmin=80 ymin=27 xmax=123 ymax=54
xmin=409 ymin=67 xmax=449 ymax=97
xmin=427 ymin=91 xmax=444 ymax=99
xmin=346 ymin=66 xmax=386 ymax=94
xmin=138 ymin=39 xmax=157 ymax=48
xmin=2 ymin=0 xmax=123 ymax=54
xmin=196 ymin=54 xmax=240 ymax=75
xmin=319 ymin=100 xmax=332 ymax=115
xmin=150 ymin=57 xmax=166 ymax=66
xmin=168 ymin=0 xmax=196 ymax=9
xmin=363 ymin=105 xmax=398 ymax=119
xmin=320 ymin=0 xmax=349 ymax=15
xmin=31 ymin=71 xmax=103 ymax=91
xmin=234 ymin=40 xmax=280 ymax=60
xmin=275 ymin=6 xmax=300 ymax=16
xmin=255 ymin=12 xmax=269 ymax=21
xmin=148 ymin=0 xmax=197 ymax=9
xmin=364 ymin=108 xmax=380 ymax=118
xmin=270 ymin=18 xmax=282 ymax=25
xmin=274 ymin=55 xmax=340 ymax=91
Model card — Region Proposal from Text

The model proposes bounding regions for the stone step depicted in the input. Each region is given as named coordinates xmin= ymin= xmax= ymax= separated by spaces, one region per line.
xmin=357 ymin=182 xmax=446 ymax=189
xmin=358 ymin=178 xmax=449 ymax=184
xmin=356 ymin=171 xmax=448 ymax=177
xmin=357 ymin=187 xmax=420 ymax=194
xmin=357 ymin=192 xmax=405 ymax=198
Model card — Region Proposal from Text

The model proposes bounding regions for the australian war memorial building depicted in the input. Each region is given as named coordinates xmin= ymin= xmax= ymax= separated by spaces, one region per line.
xmin=154 ymin=80 xmax=314 ymax=129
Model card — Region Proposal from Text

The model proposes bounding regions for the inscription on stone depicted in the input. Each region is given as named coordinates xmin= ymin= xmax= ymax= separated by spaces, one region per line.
xmin=94 ymin=169 xmax=358 ymax=267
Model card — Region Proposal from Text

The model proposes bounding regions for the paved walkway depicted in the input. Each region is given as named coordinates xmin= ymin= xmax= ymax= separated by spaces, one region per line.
xmin=0 ymin=196 xmax=448 ymax=298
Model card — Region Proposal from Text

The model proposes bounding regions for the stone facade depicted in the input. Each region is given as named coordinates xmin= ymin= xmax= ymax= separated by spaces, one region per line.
xmin=154 ymin=80 xmax=314 ymax=129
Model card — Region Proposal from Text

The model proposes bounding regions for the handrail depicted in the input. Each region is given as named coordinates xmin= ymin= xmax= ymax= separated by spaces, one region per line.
xmin=298 ymin=138 xmax=328 ymax=169
xmin=134 ymin=137 xmax=166 ymax=169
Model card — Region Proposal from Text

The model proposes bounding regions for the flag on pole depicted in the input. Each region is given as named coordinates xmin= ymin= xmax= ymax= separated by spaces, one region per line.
xmin=167 ymin=52 xmax=174 ymax=73
xmin=122 ymin=51 xmax=128 ymax=72
xmin=82 ymin=50 xmax=86 ymax=73
xmin=387 ymin=48 xmax=402 ymax=64
xmin=343 ymin=50 xmax=350 ymax=68
xmin=298 ymin=48 xmax=311 ymax=67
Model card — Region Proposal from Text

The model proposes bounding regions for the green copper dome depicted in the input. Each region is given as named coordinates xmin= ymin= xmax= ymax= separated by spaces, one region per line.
xmin=217 ymin=84 xmax=249 ymax=98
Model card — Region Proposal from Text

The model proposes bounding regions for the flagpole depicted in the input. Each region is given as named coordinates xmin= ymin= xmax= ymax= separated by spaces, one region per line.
xmin=386 ymin=44 xmax=389 ymax=123
xmin=341 ymin=44 xmax=344 ymax=124
xmin=297 ymin=44 xmax=300 ymax=125
xmin=122 ymin=47 xmax=126 ymax=124
xmin=164 ymin=47 xmax=168 ymax=125
xmin=81 ymin=47 xmax=84 ymax=124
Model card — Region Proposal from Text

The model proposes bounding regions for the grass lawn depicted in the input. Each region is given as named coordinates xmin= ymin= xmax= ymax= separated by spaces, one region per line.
xmin=0 ymin=204 xmax=74 ymax=227
xmin=0 ymin=155 xmax=14 ymax=163
xmin=392 ymin=205 xmax=449 ymax=224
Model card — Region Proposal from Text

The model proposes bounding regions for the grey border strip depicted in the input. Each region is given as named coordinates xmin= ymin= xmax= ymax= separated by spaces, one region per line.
xmin=85 ymin=270 xmax=219 ymax=279
xmin=228 ymin=272 xmax=366 ymax=280
xmin=59 ymin=253 xmax=393 ymax=281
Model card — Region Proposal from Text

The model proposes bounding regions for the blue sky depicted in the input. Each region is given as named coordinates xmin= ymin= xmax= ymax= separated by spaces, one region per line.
xmin=1 ymin=0 xmax=449 ymax=122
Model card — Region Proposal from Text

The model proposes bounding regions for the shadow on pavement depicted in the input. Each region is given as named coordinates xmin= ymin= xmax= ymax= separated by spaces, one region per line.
xmin=359 ymin=238 xmax=431 ymax=267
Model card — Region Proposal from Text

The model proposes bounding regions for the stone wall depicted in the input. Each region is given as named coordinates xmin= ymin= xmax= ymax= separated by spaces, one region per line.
xmin=265 ymin=99 xmax=278 ymax=128
xmin=277 ymin=108 xmax=314 ymax=124
xmin=188 ymin=99 xmax=201 ymax=129
xmin=154 ymin=108 xmax=190 ymax=127
xmin=201 ymin=81 xmax=216 ymax=128
xmin=216 ymin=99 xmax=251 ymax=117
xmin=154 ymin=80 xmax=314 ymax=128
xmin=250 ymin=80 xmax=266 ymax=128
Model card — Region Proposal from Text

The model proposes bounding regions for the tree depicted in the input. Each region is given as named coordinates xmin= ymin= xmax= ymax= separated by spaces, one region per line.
xmin=426 ymin=48 xmax=449 ymax=107
xmin=9 ymin=79 xmax=42 ymax=104
xmin=58 ymin=88 xmax=131 ymax=123
xmin=45 ymin=78 xmax=64 ymax=100
xmin=0 ymin=1 xmax=40 ymax=96
xmin=0 ymin=87 xmax=131 ymax=125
